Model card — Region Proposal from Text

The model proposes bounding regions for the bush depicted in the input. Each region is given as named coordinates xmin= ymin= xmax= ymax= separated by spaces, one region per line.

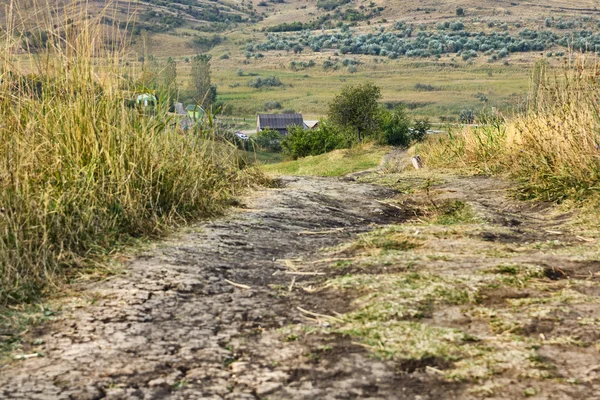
xmin=317 ymin=0 xmax=351 ymax=11
xmin=378 ymin=106 xmax=411 ymax=146
xmin=190 ymin=34 xmax=224 ymax=50
xmin=264 ymin=101 xmax=282 ymax=110
xmin=266 ymin=21 xmax=307 ymax=32
xmin=256 ymin=128 xmax=284 ymax=152
xmin=414 ymin=83 xmax=439 ymax=91
xmin=412 ymin=118 xmax=431 ymax=142
xmin=459 ymin=109 xmax=476 ymax=124
xmin=248 ymin=76 xmax=283 ymax=88
xmin=282 ymin=121 xmax=347 ymax=159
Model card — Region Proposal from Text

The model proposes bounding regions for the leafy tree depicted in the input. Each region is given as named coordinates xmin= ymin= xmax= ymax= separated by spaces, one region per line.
xmin=328 ymin=82 xmax=381 ymax=142
xmin=456 ymin=7 xmax=464 ymax=16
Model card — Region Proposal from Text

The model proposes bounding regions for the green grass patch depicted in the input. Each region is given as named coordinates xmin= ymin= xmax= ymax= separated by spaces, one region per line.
xmin=0 ymin=304 xmax=58 ymax=360
xmin=350 ymin=226 xmax=423 ymax=254
xmin=260 ymin=145 xmax=388 ymax=177
xmin=432 ymin=200 xmax=478 ymax=225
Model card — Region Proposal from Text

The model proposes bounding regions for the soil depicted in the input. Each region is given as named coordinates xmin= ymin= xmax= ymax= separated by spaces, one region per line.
xmin=1 ymin=170 xmax=599 ymax=399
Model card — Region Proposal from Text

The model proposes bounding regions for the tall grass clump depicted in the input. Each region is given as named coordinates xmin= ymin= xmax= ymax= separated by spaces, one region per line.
xmin=0 ymin=1 xmax=259 ymax=306
xmin=418 ymin=56 xmax=600 ymax=203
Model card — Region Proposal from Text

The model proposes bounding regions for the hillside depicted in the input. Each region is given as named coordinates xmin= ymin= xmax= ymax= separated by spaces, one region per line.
xmin=9 ymin=0 xmax=600 ymax=120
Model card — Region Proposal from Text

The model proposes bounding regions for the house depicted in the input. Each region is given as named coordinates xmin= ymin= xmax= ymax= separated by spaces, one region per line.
xmin=257 ymin=113 xmax=304 ymax=135
xmin=136 ymin=93 xmax=157 ymax=107
xmin=304 ymin=120 xmax=319 ymax=130
xmin=186 ymin=104 xmax=205 ymax=121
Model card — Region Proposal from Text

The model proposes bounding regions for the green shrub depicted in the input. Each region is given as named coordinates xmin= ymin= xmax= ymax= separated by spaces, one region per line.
xmin=378 ymin=106 xmax=411 ymax=147
xmin=412 ymin=118 xmax=431 ymax=142
xmin=282 ymin=121 xmax=347 ymax=159
xmin=264 ymin=101 xmax=282 ymax=110
xmin=317 ymin=0 xmax=352 ymax=11
xmin=459 ymin=109 xmax=476 ymax=124
xmin=256 ymin=128 xmax=284 ymax=152
xmin=414 ymin=83 xmax=439 ymax=91
xmin=248 ymin=76 xmax=283 ymax=88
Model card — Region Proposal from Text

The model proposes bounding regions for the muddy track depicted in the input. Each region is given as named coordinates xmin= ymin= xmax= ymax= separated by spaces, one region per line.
xmin=0 ymin=176 xmax=446 ymax=400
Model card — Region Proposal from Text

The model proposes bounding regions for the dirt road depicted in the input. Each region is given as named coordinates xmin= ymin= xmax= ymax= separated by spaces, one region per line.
xmin=2 ymin=171 xmax=600 ymax=400
xmin=0 ymin=176 xmax=418 ymax=399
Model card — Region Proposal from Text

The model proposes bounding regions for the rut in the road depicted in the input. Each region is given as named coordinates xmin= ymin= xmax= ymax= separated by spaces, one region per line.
xmin=1 ymin=176 xmax=428 ymax=400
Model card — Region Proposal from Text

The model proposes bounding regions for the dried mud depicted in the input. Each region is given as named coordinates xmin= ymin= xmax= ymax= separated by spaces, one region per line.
xmin=0 ymin=176 xmax=453 ymax=400
xmin=1 ymin=172 xmax=600 ymax=400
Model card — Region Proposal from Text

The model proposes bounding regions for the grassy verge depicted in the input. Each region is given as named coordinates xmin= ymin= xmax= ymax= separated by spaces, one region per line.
xmin=260 ymin=144 xmax=388 ymax=177
xmin=415 ymin=57 xmax=600 ymax=204
xmin=0 ymin=3 xmax=262 ymax=308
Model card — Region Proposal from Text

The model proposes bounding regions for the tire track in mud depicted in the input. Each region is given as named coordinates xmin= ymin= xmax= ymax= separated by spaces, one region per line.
xmin=0 ymin=176 xmax=457 ymax=400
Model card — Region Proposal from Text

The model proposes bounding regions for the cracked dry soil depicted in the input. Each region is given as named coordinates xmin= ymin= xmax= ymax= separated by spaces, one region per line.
xmin=0 ymin=176 xmax=419 ymax=400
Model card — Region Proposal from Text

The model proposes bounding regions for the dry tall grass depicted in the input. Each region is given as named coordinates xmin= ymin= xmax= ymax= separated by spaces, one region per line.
xmin=0 ymin=1 xmax=259 ymax=306
xmin=418 ymin=56 xmax=600 ymax=202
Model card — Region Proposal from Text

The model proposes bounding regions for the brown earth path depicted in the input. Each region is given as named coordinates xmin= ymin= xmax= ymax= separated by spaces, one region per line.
xmin=1 ymin=171 xmax=600 ymax=399
xmin=0 ymin=176 xmax=422 ymax=399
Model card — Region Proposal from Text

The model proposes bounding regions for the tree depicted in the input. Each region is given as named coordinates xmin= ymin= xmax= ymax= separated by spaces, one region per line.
xmin=328 ymin=82 xmax=381 ymax=142
xmin=456 ymin=7 xmax=464 ymax=16
xmin=189 ymin=54 xmax=213 ymax=108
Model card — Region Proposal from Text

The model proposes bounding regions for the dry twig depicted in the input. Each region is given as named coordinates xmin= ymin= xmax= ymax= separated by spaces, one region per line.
xmin=297 ymin=307 xmax=344 ymax=323
xmin=224 ymin=279 xmax=251 ymax=290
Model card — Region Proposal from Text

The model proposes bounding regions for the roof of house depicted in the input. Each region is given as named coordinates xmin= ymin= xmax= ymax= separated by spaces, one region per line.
xmin=304 ymin=120 xmax=319 ymax=129
xmin=257 ymin=113 xmax=304 ymax=130
xmin=136 ymin=93 xmax=157 ymax=102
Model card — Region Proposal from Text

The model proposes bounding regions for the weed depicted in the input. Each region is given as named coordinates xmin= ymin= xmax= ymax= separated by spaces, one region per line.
xmin=432 ymin=200 xmax=478 ymax=225
xmin=524 ymin=387 xmax=537 ymax=397
xmin=348 ymin=226 xmax=423 ymax=255
xmin=418 ymin=56 xmax=600 ymax=204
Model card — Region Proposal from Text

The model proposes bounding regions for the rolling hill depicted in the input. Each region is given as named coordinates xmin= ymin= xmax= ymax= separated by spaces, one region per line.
xmin=8 ymin=0 xmax=600 ymax=120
